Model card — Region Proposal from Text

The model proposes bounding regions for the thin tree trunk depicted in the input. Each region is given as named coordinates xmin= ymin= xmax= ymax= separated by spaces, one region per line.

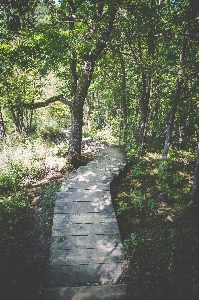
xmin=178 ymin=84 xmax=189 ymax=149
xmin=161 ymin=24 xmax=189 ymax=161
xmin=161 ymin=78 xmax=182 ymax=161
xmin=0 ymin=106 xmax=6 ymax=139
xmin=139 ymin=1 xmax=156 ymax=158
xmin=191 ymin=143 xmax=199 ymax=205
xmin=119 ymin=54 xmax=127 ymax=142
xmin=139 ymin=72 xmax=152 ymax=158
xmin=151 ymin=78 xmax=159 ymax=146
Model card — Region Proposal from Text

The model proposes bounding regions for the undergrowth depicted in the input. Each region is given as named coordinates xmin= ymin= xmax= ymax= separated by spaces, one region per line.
xmin=0 ymin=131 xmax=70 ymax=300
xmin=0 ymin=128 xmax=96 ymax=300
xmin=115 ymin=150 xmax=199 ymax=300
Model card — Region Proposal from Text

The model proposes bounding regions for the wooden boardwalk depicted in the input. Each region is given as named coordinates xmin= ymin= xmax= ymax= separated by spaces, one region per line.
xmin=42 ymin=146 xmax=141 ymax=299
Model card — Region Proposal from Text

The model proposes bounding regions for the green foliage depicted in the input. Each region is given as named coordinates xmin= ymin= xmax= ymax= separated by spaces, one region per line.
xmin=0 ymin=1 xmax=198 ymax=298
xmin=117 ymin=188 xmax=145 ymax=218
xmin=1 ymin=0 xmax=38 ymax=32
xmin=48 ymin=102 xmax=70 ymax=120
xmin=0 ymin=133 xmax=69 ymax=195
xmin=157 ymin=150 xmax=194 ymax=197
xmin=115 ymin=150 xmax=198 ymax=300
xmin=131 ymin=160 xmax=146 ymax=177
xmin=37 ymin=182 xmax=61 ymax=209
xmin=126 ymin=137 xmax=140 ymax=159
xmin=123 ymin=234 xmax=138 ymax=254
xmin=0 ymin=171 xmax=20 ymax=194
xmin=0 ymin=191 xmax=31 ymax=216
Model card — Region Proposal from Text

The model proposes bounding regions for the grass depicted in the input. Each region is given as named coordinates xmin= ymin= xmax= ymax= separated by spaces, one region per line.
xmin=113 ymin=150 xmax=199 ymax=300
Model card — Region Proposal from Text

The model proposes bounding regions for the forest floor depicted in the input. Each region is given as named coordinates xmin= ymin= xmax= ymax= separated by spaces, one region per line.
xmin=1 ymin=143 xmax=199 ymax=300
xmin=112 ymin=154 xmax=199 ymax=300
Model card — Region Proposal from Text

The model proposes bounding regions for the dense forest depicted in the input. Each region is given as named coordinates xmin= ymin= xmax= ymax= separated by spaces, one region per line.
xmin=0 ymin=1 xmax=199 ymax=299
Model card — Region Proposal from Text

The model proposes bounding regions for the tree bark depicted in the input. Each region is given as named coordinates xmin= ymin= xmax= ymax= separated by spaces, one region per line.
xmin=84 ymin=97 xmax=91 ymax=130
xmin=191 ymin=143 xmax=199 ymax=205
xmin=69 ymin=67 xmax=94 ymax=168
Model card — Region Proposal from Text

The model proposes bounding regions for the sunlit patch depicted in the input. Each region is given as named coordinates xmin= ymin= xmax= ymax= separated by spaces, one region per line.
xmin=166 ymin=215 xmax=174 ymax=222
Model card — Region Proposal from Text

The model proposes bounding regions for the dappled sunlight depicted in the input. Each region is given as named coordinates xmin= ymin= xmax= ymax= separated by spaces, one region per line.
xmin=113 ymin=150 xmax=199 ymax=300
xmin=91 ymin=198 xmax=112 ymax=212
xmin=44 ymin=145 xmax=127 ymax=291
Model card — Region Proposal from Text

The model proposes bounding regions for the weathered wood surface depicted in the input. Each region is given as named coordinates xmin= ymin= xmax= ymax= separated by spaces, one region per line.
xmin=42 ymin=284 xmax=141 ymax=300
xmin=46 ymin=263 xmax=125 ymax=285
xmin=51 ymin=222 xmax=120 ymax=236
xmin=50 ymin=233 xmax=122 ymax=250
xmin=42 ymin=146 xmax=141 ymax=299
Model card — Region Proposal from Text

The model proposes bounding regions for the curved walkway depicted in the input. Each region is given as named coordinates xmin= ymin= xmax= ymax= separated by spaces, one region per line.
xmin=42 ymin=146 xmax=141 ymax=300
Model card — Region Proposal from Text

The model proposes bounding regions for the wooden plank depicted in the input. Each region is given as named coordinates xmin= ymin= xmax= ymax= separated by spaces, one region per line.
xmin=49 ymin=253 xmax=124 ymax=265
xmin=49 ymin=247 xmax=124 ymax=261
xmin=52 ymin=213 xmax=116 ymax=225
xmin=46 ymin=263 xmax=125 ymax=285
xmin=54 ymin=202 xmax=114 ymax=214
xmin=60 ymin=184 xmax=110 ymax=193
xmin=49 ymin=234 xmax=123 ymax=250
xmin=42 ymin=284 xmax=141 ymax=300
xmin=67 ymin=173 xmax=111 ymax=183
xmin=59 ymin=179 xmax=111 ymax=192
xmin=48 ymin=246 xmax=124 ymax=258
xmin=56 ymin=191 xmax=111 ymax=203
xmin=51 ymin=222 xmax=120 ymax=236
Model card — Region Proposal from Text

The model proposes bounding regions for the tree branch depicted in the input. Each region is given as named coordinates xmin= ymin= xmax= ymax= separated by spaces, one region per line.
xmin=8 ymin=94 xmax=70 ymax=110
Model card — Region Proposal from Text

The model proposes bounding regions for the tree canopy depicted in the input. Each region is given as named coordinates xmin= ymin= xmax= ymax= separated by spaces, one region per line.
xmin=0 ymin=0 xmax=199 ymax=193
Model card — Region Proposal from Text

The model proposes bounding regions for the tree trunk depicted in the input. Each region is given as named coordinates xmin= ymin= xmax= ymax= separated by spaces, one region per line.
xmin=9 ymin=105 xmax=23 ymax=134
xmin=161 ymin=78 xmax=182 ymax=161
xmin=139 ymin=72 xmax=152 ymax=158
xmin=84 ymin=97 xmax=91 ymax=130
xmin=151 ymin=77 xmax=160 ymax=146
xmin=0 ymin=106 xmax=6 ymax=139
xmin=161 ymin=23 xmax=189 ymax=161
xmin=68 ymin=2 xmax=118 ymax=166
xmin=119 ymin=54 xmax=127 ymax=143
xmin=139 ymin=2 xmax=156 ymax=158
xmin=69 ymin=69 xmax=94 ymax=168
xmin=191 ymin=143 xmax=199 ymax=205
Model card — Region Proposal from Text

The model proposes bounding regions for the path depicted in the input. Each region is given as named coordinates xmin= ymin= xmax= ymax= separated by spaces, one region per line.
xmin=42 ymin=145 xmax=141 ymax=299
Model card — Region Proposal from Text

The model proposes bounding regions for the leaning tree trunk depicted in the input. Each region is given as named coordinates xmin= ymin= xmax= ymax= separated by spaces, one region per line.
xmin=0 ymin=106 xmax=6 ymax=139
xmin=191 ymin=143 xmax=199 ymax=205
